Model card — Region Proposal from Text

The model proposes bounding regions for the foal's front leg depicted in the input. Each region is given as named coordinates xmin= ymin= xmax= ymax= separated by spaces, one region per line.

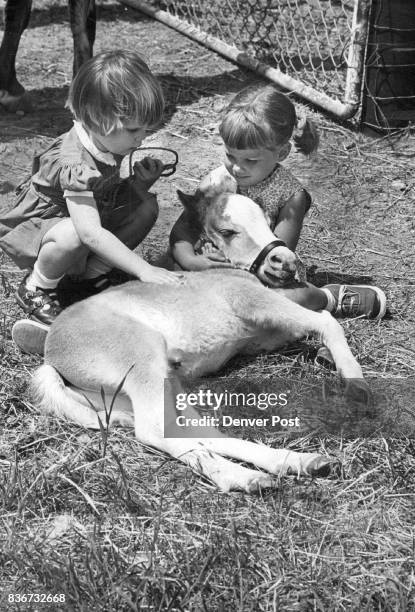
xmin=240 ymin=289 xmax=370 ymax=402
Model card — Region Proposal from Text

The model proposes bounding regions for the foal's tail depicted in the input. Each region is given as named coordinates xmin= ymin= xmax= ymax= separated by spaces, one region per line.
xmin=30 ymin=365 xmax=105 ymax=429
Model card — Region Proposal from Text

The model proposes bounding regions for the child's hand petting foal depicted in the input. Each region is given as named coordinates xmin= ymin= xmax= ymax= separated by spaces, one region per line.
xmin=139 ymin=263 xmax=185 ymax=285
xmin=200 ymin=243 xmax=233 ymax=267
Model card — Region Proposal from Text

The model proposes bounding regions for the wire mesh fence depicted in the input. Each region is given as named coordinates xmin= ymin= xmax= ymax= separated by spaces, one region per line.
xmin=126 ymin=0 xmax=371 ymax=118
xmin=362 ymin=0 xmax=415 ymax=130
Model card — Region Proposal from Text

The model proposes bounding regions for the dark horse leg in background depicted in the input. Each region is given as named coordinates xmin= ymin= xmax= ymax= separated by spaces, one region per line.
xmin=69 ymin=0 xmax=96 ymax=76
xmin=0 ymin=0 xmax=31 ymax=103
xmin=0 ymin=0 xmax=95 ymax=112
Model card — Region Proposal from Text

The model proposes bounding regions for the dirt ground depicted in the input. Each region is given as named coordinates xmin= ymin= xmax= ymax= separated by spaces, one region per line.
xmin=1 ymin=1 xmax=415 ymax=609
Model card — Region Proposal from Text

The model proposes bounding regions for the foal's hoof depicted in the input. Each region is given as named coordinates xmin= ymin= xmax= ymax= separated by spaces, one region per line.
xmin=307 ymin=456 xmax=336 ymax=478
xmin=0 ymin=90 xmax=33 ymax=114
xmin=314 ymin=346 xmax=336 ymax=371
xmin=345 ymin=379 xmax=373 ymax=407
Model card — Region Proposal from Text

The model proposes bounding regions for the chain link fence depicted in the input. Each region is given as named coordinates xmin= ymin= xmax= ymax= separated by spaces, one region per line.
xmin=120 ymin=0 xmax=371 ymax=119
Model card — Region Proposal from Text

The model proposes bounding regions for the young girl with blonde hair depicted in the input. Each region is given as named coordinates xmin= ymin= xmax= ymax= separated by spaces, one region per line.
xmin=0 ymin=50 xmax=181 ymax=326
xmin=171 ymin=84 xmax=386 ymax=319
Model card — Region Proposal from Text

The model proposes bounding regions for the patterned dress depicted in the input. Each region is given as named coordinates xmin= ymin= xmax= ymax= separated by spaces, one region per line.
xmin=0 ymin=122 xmax=129 ymax=269
xmin=238 ymin=163 xmax=311 ymax=230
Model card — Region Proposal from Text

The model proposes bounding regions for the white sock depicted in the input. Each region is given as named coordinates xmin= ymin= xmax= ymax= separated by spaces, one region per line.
xmin=26 ymin=262 xmax=63 ymax=291
xmin=321 ymin=287 xmax=336 ymax=312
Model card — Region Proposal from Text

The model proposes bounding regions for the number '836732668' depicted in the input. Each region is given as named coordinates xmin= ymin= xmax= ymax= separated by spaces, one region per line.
xmin=8 ymin=593 xmax=66 ymax=603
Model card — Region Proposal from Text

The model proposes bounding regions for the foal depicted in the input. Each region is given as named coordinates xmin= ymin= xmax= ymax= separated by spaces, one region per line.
xmin=29 ymin=190 xmax=370 ymax=492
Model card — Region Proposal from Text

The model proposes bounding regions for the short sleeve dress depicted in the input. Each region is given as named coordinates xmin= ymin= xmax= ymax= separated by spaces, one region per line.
xmin=0 ymin=123 xmax=126 ymax=269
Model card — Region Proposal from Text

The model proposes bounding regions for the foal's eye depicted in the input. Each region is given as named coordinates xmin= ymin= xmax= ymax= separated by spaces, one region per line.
xmin=219 ymin=229 xmax=237 ymax=238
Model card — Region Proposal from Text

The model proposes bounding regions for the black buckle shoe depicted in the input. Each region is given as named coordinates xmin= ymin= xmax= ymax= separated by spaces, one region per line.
xmin=15 ymin=277 xmax=63 ymax=325
xmin=57 ymin=270 xmax=133 ymax=307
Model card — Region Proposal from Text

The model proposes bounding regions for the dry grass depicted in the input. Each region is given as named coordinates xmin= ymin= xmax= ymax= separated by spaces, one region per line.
xmin=1 ymin=1 xmax=415 ymax=610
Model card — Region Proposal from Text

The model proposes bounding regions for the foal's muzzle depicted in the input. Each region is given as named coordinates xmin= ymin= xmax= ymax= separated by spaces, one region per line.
xmin=249 ymin=239 xmax=287 ymax=275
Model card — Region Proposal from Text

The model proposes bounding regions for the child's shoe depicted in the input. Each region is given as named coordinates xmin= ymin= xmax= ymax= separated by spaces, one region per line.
xmin=16 ymin=276 xmax=63 ymax=325
xmin=12 ymin=319 xmax=49 ymax=355
xmin=58 ymin=270 xmax=131 ymax=306
xmin=65 ymin=273 xmax=114 ymax=299
xmin=324 ymin=284 xmax=387 ymax=320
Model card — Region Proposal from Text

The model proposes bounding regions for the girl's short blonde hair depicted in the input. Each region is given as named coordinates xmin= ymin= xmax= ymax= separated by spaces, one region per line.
xmin=219 ymin=84 xmax=318 ymax=155
xmin=67 ymin=50 xmax=164 ymax=135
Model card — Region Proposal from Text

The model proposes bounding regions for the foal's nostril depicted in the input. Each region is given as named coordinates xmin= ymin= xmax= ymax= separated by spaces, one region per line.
xmin=283 ymin=261 xmax=295 ymax=272
xmin=269 ymin=255 xmax=282 ymax=265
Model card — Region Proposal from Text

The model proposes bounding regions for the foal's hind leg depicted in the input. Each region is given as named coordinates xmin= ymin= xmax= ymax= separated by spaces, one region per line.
xmin=122 ymin=355 xmax=277 ymax=492
xmin=119 ymin=344 xmax=332 ymax=490
xmin=46 ymin=319 xmax=275 ymax=492
xmin=133 ymin=386 xmax=333 ymax=490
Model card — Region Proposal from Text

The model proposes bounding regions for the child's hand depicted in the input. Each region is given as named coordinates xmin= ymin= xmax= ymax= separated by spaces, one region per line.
xmin=183 ymin=243 xmax=234 ymax=270
xmin=200 ymin=242 xmax=228 ymax=261
xmin=132 ymin=156 xmax=164 ymax=197
xmin=186 ymin=254 xmax=234 ymax=271
xmin=139 ymin=264 xmax=184 ymax=285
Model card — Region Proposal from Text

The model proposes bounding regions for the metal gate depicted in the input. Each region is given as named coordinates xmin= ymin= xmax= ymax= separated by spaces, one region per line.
xmin=120 ymin=0 xmax=372 ymax=119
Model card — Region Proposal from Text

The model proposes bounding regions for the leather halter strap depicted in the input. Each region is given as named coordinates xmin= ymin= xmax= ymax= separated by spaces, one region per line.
xmin=128 ymin=146 xmax=179 ymax=177
xmin=249 ymin=239 xmax=287 ymax=275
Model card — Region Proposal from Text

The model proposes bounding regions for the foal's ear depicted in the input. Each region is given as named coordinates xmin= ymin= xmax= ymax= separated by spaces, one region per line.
xmin=177 ymin=189 xmax=202 ymax=210
xmin=176 ymin=189 xmax=207 ymax=231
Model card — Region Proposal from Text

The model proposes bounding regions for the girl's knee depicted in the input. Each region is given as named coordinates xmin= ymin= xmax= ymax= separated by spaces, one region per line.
xmin=42 ymin=219 xmax=88 ymax=256
xmin=288 ymin=191 xmax=310 ymax=218
xmin=58 ymin=228 xmax=88 ymax=257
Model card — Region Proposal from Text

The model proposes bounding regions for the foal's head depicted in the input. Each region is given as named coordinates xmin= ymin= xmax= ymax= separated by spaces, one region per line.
xmin=177 ymin=189 xmax=297 ymax=287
